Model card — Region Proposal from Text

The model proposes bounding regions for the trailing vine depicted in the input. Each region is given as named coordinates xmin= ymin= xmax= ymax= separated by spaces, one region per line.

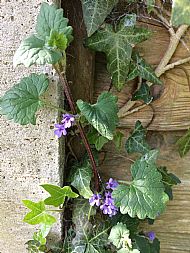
xmin=1 ymin=1 xmax=189 ymax=252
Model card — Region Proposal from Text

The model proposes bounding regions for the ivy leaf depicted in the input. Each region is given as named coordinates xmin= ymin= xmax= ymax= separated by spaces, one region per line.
xmin=176 ymin=129 xmax=190 ymax=157
xmin=171 ymin=0 xmax=190 ymax=26
xmin=117 ymin=249 xmax=140 ymax=253
xmin=81 ymin=0 xmax=118 ymax=37
xmin=125 ymin=121 xmax=150 ymax=154
xmin=127 ymin=53 xmax=162 ymax=85
xmin=108 ymin=222 xmax=132 ymax=249
xmin=26 ymin=240 xmax=47 ymax=253
xmin=22 ymin=200 xmax=56 ymax=225
xmin=87 ymin=128 xmax=109 ymax=151
xmin=13 ymin=35 xmax=62 ymax=67
xmin=86 ymin=16 xmax=151 ymax=90
xmin=70 ymin=160 xmax=93 ymax=199
xmin=112 ymin=150 xmax=169 ymax=219
xmin=0 ymin=73 xmax=49 ymax=125
xmin=41 ymin=184 xmax=78 ymax=207
xmin=158 ymin=166 xmax=181 ymax=200
xmin=77 ymin=92 xmax=118 ymax=140
xmin=132 ymin=82 xmax=153 ymax=104
xmin=36 ymin=2 xmax=73 ymax=43
xmin=134 ymin=235 xmax=160 ymax=253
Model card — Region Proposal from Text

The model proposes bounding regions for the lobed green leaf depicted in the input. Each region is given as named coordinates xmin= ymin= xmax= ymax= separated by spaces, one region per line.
xmin=112 ymin=151 xmax=169 ymax=219
xmin=41 ymin=184 xmax=78 ymax=207
xmin=132 ymin=82 xmax=153 ymax=104
xmin=86 ymin=16 xmax=151 ymax=90
xmin=0 ymin=73 xmax=49 ymax=125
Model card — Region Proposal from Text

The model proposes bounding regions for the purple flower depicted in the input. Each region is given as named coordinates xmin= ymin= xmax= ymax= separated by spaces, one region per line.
xmin=100 ymin=203 xmax=118 ymax=217
xmin=54 ymin=124 xmax=67 ymax=138
xmin=106 ymin=178 xmax=118 ymax=190
xmin=61 ymin=114 xmax=75 ymax=129
xmin=89 ymin=193 xmax=102 ymax=207
xmin=104 ymin=191 xmax=114 ymax=205
xmin=147 ymin=231 xmax=155 ymax=241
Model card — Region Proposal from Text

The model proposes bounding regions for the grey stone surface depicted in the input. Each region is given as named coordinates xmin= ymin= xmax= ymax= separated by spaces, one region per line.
xmin=0 ymin=1 xmax=63 ymax=252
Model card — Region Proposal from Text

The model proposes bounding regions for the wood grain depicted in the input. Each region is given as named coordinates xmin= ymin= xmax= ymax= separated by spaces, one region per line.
xmin=94 ymin=22 xmax=190 ymax=131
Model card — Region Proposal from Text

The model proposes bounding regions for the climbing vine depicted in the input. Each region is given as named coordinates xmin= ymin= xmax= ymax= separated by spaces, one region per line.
xmin=1 ymin=1 xmax=189 ymax=252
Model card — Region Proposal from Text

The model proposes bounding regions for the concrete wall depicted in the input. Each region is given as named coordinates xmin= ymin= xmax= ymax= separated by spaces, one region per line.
xmin=0 ymin=1 xmax=63 ymax=252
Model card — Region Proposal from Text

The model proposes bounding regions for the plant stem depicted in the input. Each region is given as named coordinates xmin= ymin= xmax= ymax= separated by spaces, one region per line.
xmin=118 ymin=180 xmax=131 ymax=185
xmin=54 ymin=65 xmax=100 ymax=192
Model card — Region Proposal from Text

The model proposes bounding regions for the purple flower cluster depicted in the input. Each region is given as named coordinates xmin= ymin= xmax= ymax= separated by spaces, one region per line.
xmin=54 ymin=114 xmax=75 ymax=138
xmin=89 ymin=178 xmax=118 ymax=217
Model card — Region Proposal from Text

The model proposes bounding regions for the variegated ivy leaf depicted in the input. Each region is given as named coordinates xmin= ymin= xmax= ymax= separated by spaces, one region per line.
xmin=13 ymin=3 xmax=73 ymax=67
xmin=132 ymin=82 xmax=153 ymax=104
xmin=117 ymin=248 xmax=140 ymax=253
xmin=70 ymin=160 xmax=93 ymax=199
xmin=81 ymin=0 xmax=118 ymax=37
xmin=0 ymin=74 xmax=49 ymax=125
xmin=171 ymin=0 xmax=190 ymax=26
xmin=108 ymin=222 xmax=132 ymax=249
xmin=41 ymin=184 xmax=78 ymax=207
xmin=125 ymin=121 xmax=150 ymax=154
xmin=112 ymin=150 xmax=169 ymax=219
xmin=127 ymin=52 xmax=162 ymax=85
xmin=86 ymin=15 xmax=151 ymax=91
xmin=176 ymin=128 xmax=190 ymax=157
xmin=77 ymin=92 xmax=118 ymax=140
xmin=87 ymin=128 xmax=109 ymax=151
xmin=22 ymin=200 xmax=56 ymax=226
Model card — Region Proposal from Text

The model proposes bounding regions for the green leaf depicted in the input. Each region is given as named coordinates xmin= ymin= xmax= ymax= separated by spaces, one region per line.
xmin=77 ymin=92 xmax=119 ymax=140
xmin=86 ymin=16 xmax=151 ymax=90
xmin=81 ymin=0 xmax=118 ymax=37
xmin=36 ymin=2 xmax=73 ymax=43
xmin=26 ymin=240 xmax=47 ymax=253
xmin=146 ymin=0 xmax=155 ymax=13
xmin=158 ymin=166 xmax=181 ymax=200
xmin=23 ymin=200 xmax=56 ymax=225
xmin=112 ymin=150 xmax=169 ymax=219
xmin=171 ymin=0 xmax=190 ymax=26
xmin=125 ymin=121 xmax=150 ymax=154
xmin=128 ymin=53 xmax=162 ymax=85
xmin=87 ymin=128 xmax=109 ymax=151
xmin=41 ymin=184 xmax=78 ymax=207
xmin=47 ymin=30 xmax=68 ymax=51
xmin=108 ymin=222 xmax=132 ymax=249
xmin=117 ymin=249 xmax=140 ymax=253
xmin=113 ymin=131 xmax=124 ymax=150
xmin=13 ymin=35 xmax=62 ymax=67
xmin=13 ymin=3 xmax=73 ymax=67
xmin=177 ymin=129 xmax=190 ymax=157
xmin=0 ymin=73 xmax=49 ymax=125
xmin=132 ymin=82 xmax=153 ymax=104
xmin=33 ymin=224 xmax=51 ymax=245
xmin=134 ymin=235 xmax=160 ymax=253
xmin=70 ymin=160 xmax=93 ymax=199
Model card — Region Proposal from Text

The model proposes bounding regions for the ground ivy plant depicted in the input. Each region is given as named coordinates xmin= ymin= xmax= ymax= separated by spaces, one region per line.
xmin=0 ymin=1 xmax=185 ymax=253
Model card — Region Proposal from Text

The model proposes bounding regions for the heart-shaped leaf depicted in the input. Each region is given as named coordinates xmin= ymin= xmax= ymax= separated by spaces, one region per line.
xmin=77 ymin=92 xmax=118 ymax=140
xmin=112 ymin=150 xmax=169 ymax=219
xmin=41 ymin=184 xmax=78 ymax=207
xmin=132 ymin=82 xmax=153 ymax=104
xmin=81 ymin=0 xmax=118 ymax=36
xmin=23 ymin=200 xmax=56 ymax=226
xmin=86 ymin=15 xmax=151 ymax=90
xmin=0 ymin=73 xmax=49 ymax=125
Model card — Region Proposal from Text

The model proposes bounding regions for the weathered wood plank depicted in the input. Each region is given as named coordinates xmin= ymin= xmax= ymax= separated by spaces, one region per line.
xmin=94 ymin=22 xmax=190 ymax=131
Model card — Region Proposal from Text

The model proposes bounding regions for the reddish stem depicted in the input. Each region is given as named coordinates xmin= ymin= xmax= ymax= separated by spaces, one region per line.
xmin=55 ymin=68 xmax=100 ymax=192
